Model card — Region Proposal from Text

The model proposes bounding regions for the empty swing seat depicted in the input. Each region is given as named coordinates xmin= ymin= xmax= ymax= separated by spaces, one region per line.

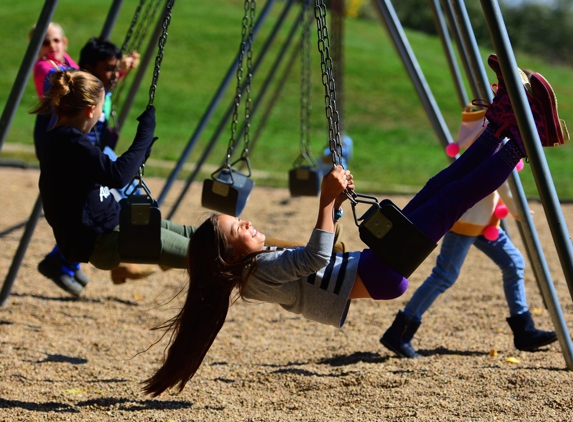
xmin=358 ymin=199 xmax=437 ymax=278
xmin=119 ymin=194 xmax=162 ymax=263
xmin=289 ymin=166 xmax=322 ymax=197
xmin=202 ymin=168 xmax=254 ymax=217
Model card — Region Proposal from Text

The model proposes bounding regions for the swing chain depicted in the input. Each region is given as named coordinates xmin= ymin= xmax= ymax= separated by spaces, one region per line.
xmin=313 ymin=0 xmax=344 ymax=168
xmin=314 ymin=0 xmax=357 ymax=206
xmin=108 ymin=0 xmax=145 ymax=93
xmin=148 ymin=0 xmax=175 ymax=107
xmin=131 ymin=0 xmax=165 ymax=55
xmin=299 ymin=0 xmax=313 ymax=160
xmin=112 ymin=0 xmax=165 ymax=126
xmin=226 ymin=0 xmax=256 ymax=167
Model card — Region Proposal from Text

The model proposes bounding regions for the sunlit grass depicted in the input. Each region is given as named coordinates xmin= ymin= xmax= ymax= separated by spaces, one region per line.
xmin=1 ymin=0 xmax=572 ymax=199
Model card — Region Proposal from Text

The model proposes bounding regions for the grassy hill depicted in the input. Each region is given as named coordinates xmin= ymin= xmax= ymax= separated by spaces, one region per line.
xmin=1 ymin=0 xmax=572 ymax=199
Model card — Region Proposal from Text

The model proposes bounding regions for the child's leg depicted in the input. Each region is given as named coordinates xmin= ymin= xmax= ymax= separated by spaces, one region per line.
xmin=402 ymin=126 xmax=503 ymax=216
xmin=406 ymin=139 xmax=523 ymax=243
xmin=403 ymin=232 xmax=474 ymax=322
xmin=357 ymin=249 xmax=409 ymax=300
xmin=473 ymin=229 xmax=528 ymax=316
xmin=158 ymin=219 xmax=197 ymax=269
xmin=90 ymin=220 xmax=196 ymax=270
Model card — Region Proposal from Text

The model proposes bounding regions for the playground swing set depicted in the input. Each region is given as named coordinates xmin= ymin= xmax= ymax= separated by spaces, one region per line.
xmin=1 ymin=0 xmax=573 ymax=370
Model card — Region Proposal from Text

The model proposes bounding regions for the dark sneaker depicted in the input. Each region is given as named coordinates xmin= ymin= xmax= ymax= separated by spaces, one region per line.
xmin=38 ymin=253 xmax=83 ymax=296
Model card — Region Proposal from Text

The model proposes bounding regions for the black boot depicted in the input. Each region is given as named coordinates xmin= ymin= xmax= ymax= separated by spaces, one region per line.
xmin=380 ymin=311 xmax=421 ymax=358
xmin=506 ymin=311 xmax=558 ymax=351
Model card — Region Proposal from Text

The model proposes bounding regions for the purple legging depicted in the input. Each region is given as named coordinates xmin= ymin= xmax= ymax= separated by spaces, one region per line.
xmin=359 ymin=126 xmax=521 ymax=300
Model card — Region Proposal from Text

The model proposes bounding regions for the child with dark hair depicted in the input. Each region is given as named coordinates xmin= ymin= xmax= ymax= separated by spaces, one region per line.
xmin=142 ymin=66 xmax=567 ymax=397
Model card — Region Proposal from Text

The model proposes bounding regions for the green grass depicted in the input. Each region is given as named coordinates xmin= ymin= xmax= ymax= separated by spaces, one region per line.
xmin=1 ymin=0 xmax=573 ymax=199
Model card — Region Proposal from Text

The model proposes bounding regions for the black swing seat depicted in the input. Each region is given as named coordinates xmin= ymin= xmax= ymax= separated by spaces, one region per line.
xmin=358 ymin=199 xmax=437 ymax=278
xmin=202 ymin=168 xmax=254 ymax=217
xmin=119 ymin=194 xmax=162 ymax=263
xmin=289 ymin=165 xmax=322 ymax=197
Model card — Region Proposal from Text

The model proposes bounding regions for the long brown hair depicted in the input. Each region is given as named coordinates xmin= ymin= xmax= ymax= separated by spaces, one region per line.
xmin=143 ymin=213 xmax=258 ymax=396
xmin=29 ymin=69 xmax=103 ymax=117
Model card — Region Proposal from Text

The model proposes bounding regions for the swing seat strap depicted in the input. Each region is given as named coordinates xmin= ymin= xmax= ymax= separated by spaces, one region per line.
xmin=119 ymin=195 xmax=162 ymax=263
xmin=202 ymin=168 xmax=255 ymax=217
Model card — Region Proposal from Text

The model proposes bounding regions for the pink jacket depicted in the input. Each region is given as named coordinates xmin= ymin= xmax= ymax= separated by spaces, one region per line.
xmin=33 ymin=52 xmax=79 ymax=97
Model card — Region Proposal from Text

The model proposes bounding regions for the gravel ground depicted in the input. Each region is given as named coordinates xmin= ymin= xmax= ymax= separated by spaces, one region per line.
xmin=1 ymin=166 xmax=573 ymax=421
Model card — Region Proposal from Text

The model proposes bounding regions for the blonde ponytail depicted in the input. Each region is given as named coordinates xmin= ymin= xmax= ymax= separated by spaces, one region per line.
xmin=30 ymin=69 xmax=103 ymax=117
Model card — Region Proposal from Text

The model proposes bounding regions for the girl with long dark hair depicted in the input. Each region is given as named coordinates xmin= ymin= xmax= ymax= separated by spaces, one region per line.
xmin=143 ymin=67 xmax=567 ymax=396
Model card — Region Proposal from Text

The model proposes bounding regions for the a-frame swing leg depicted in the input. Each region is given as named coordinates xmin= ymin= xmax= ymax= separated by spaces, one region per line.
xmin=447 ymin=0 xmax=573 ymax=370
xmin=0 ymin=0 xmax=126 ymax=306
xmin=479 ymin=0 xmax=573 ymax=370
xmin=0 ymin=195 xmax=43 ymax=307
xmin=370 ymin=0 xmax=456 ymax=149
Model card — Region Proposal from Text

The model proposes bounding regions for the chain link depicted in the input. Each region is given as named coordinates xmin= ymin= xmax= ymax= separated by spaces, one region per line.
xmin=148 ymin=0 xmax=175 ymax=107
xmin=110 ymin=0 xmax=165 ymax=126
xmin=299 ymin=0 xmax=312 ymax=157
xmin=331 ymin=0 xmax=344 ymax=134
xmin=226 ymin=0 xmax=256 ymax=166
xmin=314 ymin=0 xmax=344 ymax=167
xmin=131 ymin=0 xmax=164 ymax=54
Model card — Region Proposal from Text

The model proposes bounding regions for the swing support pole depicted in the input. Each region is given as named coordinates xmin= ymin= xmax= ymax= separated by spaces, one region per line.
xmin=100 ymin=0 xmax=125 ymax=40
xmin=0 ymin=0 xmax=58 ymax=152
xmin=0 ymin=196 xmax=43 ymax=307
xmin=479 ymin=0 xmax=573 ymax=369
xmin=166 ymin=0 xmax=299 ymax=219
xmin=231 ymin=9 xmax=303 ymax=172
xmin=447 ymin=0 xmax=573 ymax=369
xmin=241 ymin=30 xmax=302 ymax=165
xmin=370 ymin=0 xmax=455 ymax=149
xmin=428 ymin=0 xmax=468 ymax=109
xmin=156 ymin=0 xmax=278 ymax=207
xmin=0 ymin=0 xmax=126 ymax=306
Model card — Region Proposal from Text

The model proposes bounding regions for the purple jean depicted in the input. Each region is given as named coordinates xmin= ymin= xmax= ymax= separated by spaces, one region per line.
xmin=359 ymin=127 xmax=519 ymax=300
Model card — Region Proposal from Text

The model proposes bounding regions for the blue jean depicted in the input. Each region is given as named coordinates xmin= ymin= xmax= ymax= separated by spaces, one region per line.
xmin=403 ymin=228 xmax=528 ymax=322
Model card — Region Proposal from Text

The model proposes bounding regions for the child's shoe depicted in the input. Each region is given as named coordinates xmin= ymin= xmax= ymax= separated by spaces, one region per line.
xmin=38 ymin=252 xmax=84 ymax=296
xmin=529 ymin=72 xmax=570 ymax=146
xmin=484 ymin=54 xmax=568 ymax=154
xmin=110 ymin=263 xmax=156 ymax=284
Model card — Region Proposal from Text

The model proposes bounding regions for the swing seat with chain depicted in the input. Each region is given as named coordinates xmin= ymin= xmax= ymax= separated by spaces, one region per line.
xmin=119 ymin=168 xmax=162 ymax=263
xmin=116 ymin=0 xmax=174 ymax=263
xmin=289 ymin=165 xmax=322 ymax=197
xmin=119 ymin=196 xmax=162 ymax=263
xmin=201 ymin=0 xmax=257 ymax=217
xmin=312 ymin=0 xmax=436 ymax=279
xmin=288 ymin=0 xmax=320 ymax=198
xmin=289 ymin=153 xmax=322 ymax=197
